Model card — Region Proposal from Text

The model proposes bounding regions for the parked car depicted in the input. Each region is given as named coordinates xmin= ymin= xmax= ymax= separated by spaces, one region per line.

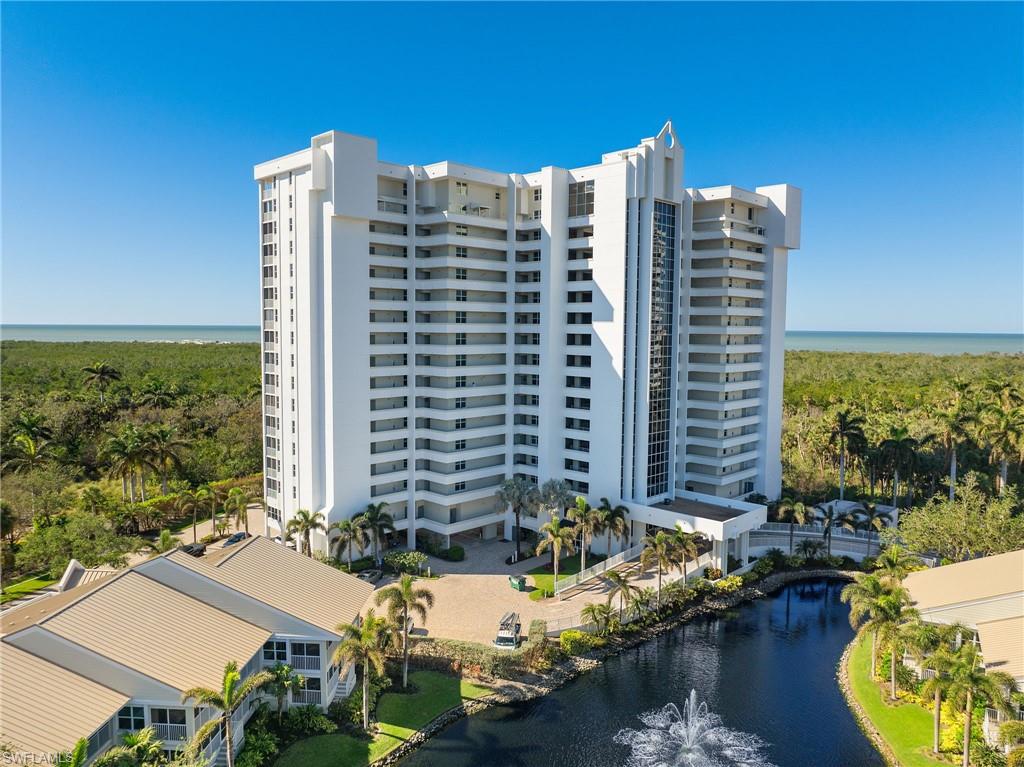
xmin=493 ymin=611 xmax=521 ymax=649
xmin=223 ymin=531 xmax=251 ymax=547
xmin=179 ymin=543 xmax=206 ymax=558
xmin=272 ymin=536 xmax=297 ymax=550
xmin=356 ymin=569 xmax=383 ymax=584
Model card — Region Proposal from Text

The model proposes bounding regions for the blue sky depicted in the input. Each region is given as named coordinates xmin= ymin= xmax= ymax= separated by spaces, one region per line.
xmin=2 ymin=2 xmax=1022 ymax=333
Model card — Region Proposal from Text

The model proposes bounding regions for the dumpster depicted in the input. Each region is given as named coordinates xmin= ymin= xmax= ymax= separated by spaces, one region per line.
xmin=508 ymin=575 xmax=527 ymax=591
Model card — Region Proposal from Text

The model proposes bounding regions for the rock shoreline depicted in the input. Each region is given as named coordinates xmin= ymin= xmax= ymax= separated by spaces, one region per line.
xmin=837 ymin=635 xmax=901 ymax=767
xmin=371 ymin=568 xmax=859 ymax=765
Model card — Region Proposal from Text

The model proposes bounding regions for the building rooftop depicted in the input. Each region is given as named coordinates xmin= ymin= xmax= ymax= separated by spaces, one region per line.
xmin=976 ymin=616 xmax=1024 ymax=683
xmin=904 ymin=549 xmax=1024 ymax=612
xmin=653 ymin=496 xmax=755 ymax=522
xmin=0 ymin=642 xmax=127 ymax=757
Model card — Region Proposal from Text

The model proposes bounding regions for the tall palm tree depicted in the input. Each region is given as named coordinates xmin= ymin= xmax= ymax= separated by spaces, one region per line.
xmin=224 ymin=487 xmax=255 ymax=534
xmin=672 ymin=529 xmax=704 ymax=582
xmin=841 ymin=573 xmax=889 ymax=678
xmin=3 ymin=434 xmax=55 ymax=517
xmin=873 ymin=587 xmax=919 ymax=700
xmin=795 ymin=538 xmax=825 ymax=560
xmin=772 ymin=496 xmax=812 ymax=554
xmin=880 ymin=426 xmax=920 ymax=507
xmin=854 ymin=503 xmax=892 ymax=557
xmin=946 ymin=642 xmax=1019 ymax=767
xmin=816 ymin=502 xmax=840 ymax=557
xmin=194 ymin=484 xmax=218 ymax=538
xmin=265 ymin=662 xmax=304 ymax=724
xmin=933 ymin=403 xmax=975 ymax=500
xmin=595 ymin=497 xmax=630 ymax=555
xmin=567 ymin=496 xmax=601 ymax=572
xmin=534 ymin=517 xmax=577 ymax=595
xmin=375 ymin=573 xmax=434 ymax=688
xmin=911 ymin=623 xmax=966 ymax=755
xmin=498 ymin=476 xmax=535 ymax=563
xmin=81 ymin=362 xmax=121 ymax=403
xmin=538 ymin=478 xmax=573 ymax=520
xmin=330 ymin=517 xmax=369 ymax=568
xmin=602 ymin=569 xmax=639 ymax=620
xmin=286 ymin=508 xmax=326 ymax=557
xmin=873 ymin=545 xmax=919 ymax=585
xmin=978 ymin=404 xmax=1024 ymax=496
xmin=640 ymin=529 xmax=680 ymax=609
xmin=104 ymin=425 xmax=151 ymax=503
xmin=831 ymin=410 xmax=865 ymax=500
xmin=357 ymin=502 xmax=395 ymax=565
xmin=182 ymin=660 xmax=273 ymax=767
xmin=333 ymin=609 xmax=388 ymax=730
xmin=175 ymin=490 xmax=200 ymax=543
xmin=9 ymin=411 xmax=52 ymax=442
xmin=145 ymin=425 xmax=187 ymax=495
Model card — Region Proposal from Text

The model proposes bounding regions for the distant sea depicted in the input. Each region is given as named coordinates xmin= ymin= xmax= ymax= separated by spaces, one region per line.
xmin=1 ymin=325 xmax=1022 ymax=355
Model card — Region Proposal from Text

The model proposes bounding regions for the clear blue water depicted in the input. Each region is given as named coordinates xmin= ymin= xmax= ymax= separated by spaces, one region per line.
xmin=400 ymin=580 xmax=883 ymax=767
xmin=2 ymin=325 xmax=1021 ymax=355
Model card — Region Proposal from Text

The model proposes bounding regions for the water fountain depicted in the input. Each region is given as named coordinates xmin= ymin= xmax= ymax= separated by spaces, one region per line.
xmin=614 ymin=689 xmax=776 ymax=767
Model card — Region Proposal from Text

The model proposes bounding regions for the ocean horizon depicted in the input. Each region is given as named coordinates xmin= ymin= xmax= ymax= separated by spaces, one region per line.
xmin=1 ymin=324 xmax=1022 ymax=355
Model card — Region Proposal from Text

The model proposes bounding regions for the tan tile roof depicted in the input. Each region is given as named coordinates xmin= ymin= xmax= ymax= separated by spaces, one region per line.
xmin=0 ymin=643 xmax=127 ymax=756
xmin=37 ymin=572 xmax=270 ymax=692
xmin=977 ymin=616 xmax=1024 ymax=682
xmin=0 ymin=574 xmax=117 ymax=637
xmin=904 ymin=549 xmax=1024 ymax=611
xmin=168 ymin=536 xmax=373 ymax=635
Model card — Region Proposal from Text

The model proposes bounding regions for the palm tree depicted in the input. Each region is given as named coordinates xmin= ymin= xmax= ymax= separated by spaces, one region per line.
xmin=873 ymin=545 xmax=919 ymax=585
xmin=182 ymin=660 xmax=273 ymax=767
xmin=831 ymin=410 xmax=865 ymax=500
xmin=946 ymin=642 xmax=1019 ymax=767
xmin=137 ymin=376 xmax=178 ymax=409
xmin=224 ymin=487 xmax=255 ymax=534
xmin=567 ymin=496 xmax=601 ymax=572
xmin=795 ymin=538 xmax=824 ymax=560
xmin=640 ymin=529 xmax=680 ymax=609
xmin=538 ymin=478 xmax=573 ymax=520
xmin=933 ymin=404 xmax=975 ymax=500
xmin=534 ymin=517 xmax=577 ymax=595
xmin=265 ymin=662 xmax=304 ymax=724
xmin=330 ymin=517 xmax=369 ymax=568
xmin=855 ymin=503 xmax=892 ymax=557
xmin=498 ymin=476 xmax=535 ymax=563
xmin=145 ymin=529 xmax=180 ymax=556
xmin=595 ymin=497 xmax=630 ymax=555
xmin=81 ymin=362 xmax=121 ymax=403
xmin=357 ymin=502 xmax=395 ymax=565
xmin=104 ymin=425 xmax=151 ymax=503
xmin=63 ymin=738 xmax=89 ymax=767
xmin=145 ymin=425 xmax=187 ymax=495
xmin=286 ymin=508 xmax=326 ymax=557
xmin=772 ymin=496 xmax=812 ymax=554
xmin=333 ymin=609 xmax=388 ymax=730
xmin=672 ymin=529 xmax=704 ymax=582
xmin=841 ymin=573 xmax=888 ymax=679
xmin=78 ymin=485 xmax=108 ymax=515
xmin=9 ymin=411 xmax=52 ymax=442
xmin=816 ymin=502 xmax=840 ymax=557
xmin=602 ymin=569 xmax=639 ymax=620
xmin=95 ymin=726 xmax=163 ymax=766
xmin=175 ymin=490 xmax=200 ymax=543
xmin=874 ymin=587 xmax=919 ymax=700
xmin=978 ymin=404 xmax=1024 ymax=496
xmin=880 ymin=426 xmax=920 ymax=507
xmin=581 ymin=602 xmax=613 ymax=636
xmin=194 ymin=484 xmax=217 ymax=538
xmin=912 ymin=624 xmax=965 ymax=756
xmin=375 ymin=573 xmax=435 ymax=688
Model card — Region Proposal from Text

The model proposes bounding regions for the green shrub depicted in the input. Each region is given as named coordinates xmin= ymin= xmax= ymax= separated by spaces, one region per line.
xmin=762 ymin=547 xmax=787 ymax=568
xmin=878 ymin=653 xmax=918 ymax=692
xmin=339 ymin=669 xmax=391 ymax=727
xmin=384 ymin=550 xmax=428 ymax=573
xmin=337 ymin=556 xmax=375 ymax=573
xmin=1007 ymin=747 xmax=1024 ymax=767
xmin=234 ymin=704 xmax=278 ymax=767
xmin=446 ymin=545 xmax=465 ymax=561
xmin=281 ymin=704 xmax=338 ymax=738
xmin=785 ymin=555 xmax=805 ymax=569
xmin=715 ymin=575 xmax=744 ymax=593
xmin=704 ymin=566 xmax=723 ymax=580
xmin=860 ymin=555 xmax=878 ymax=572
xmin=559 ymin=629 xmax=599 ymax=655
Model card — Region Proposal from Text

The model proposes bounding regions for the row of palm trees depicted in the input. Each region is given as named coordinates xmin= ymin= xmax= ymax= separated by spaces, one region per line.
xmin=841 ymin=548 xmax=1018 ymax=767
xmin=828 ymin=379 xmax=1024 ymax=505
xmin=772 ymin=496 xmax=892 ymax=557
xmin=171 ymin=484 xmax=256 ymax=542
xmin=281 ymin=503 xmax=397 ymax=563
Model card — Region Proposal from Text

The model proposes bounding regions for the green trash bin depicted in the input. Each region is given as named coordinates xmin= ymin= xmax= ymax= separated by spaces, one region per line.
xmin=509 ymin=575 xmax=526 ymax=591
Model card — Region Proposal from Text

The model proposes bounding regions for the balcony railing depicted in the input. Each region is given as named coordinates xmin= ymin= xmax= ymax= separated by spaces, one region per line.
xmin=152 ymin=723 xmax=188 ymax=741
xmin=292 ymin=689 xmax=322 ymax=706
xmin=290 ymin=655 xmax=321 ymax=671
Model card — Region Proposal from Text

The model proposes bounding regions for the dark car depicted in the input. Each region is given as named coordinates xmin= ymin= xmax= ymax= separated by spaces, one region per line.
xmin=223 ymin=531 xmax=252 ymax=547
xmin=179 ymin=542 xmax=206 ymax=557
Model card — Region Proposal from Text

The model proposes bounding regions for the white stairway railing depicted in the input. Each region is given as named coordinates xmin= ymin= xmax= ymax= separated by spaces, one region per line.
xmin=553 ymin=541 xmax=645 ymax=597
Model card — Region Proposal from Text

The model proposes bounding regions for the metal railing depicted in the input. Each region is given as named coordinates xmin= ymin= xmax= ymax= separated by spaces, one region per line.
xmin=292 ymin=689 xmax=322 ymax=706
xmin=290 ymin=655 xmax=320 ymax=671
xmin=152 ymin=723 xmax=188 ymax=741
xmin=552 ymin=541 xmax=645 ymax=597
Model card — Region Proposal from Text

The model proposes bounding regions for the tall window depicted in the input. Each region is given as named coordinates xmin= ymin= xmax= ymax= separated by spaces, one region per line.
xmin=646 ymin=200 xmax=677 ymax=498
xmin=568 ymin=180 xmax=595 ymax=217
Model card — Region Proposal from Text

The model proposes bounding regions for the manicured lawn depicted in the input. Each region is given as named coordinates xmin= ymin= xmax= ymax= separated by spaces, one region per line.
xmin=0 ymin=574 xmax=57 ymax=604
xmin=274 ymin=670 xmax=491 ymax=767
xmin=527 ymin=552 xmax=605 ymax=600
xmin=847 ymin=634 xmax=948 ymax=767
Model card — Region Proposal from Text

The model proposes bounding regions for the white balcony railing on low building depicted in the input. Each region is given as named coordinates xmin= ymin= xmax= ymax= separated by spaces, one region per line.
xmin=292 ymin=689 xmax=323 ymax=706
xmin=152 ymin=723 xmax=188 ymax=742
xmin=290 ymin=654 xmax=321 ymax=671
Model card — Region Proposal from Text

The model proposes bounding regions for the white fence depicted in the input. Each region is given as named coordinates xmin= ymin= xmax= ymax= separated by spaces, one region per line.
xmin=553 ymin=541 xmax=645 ymax=597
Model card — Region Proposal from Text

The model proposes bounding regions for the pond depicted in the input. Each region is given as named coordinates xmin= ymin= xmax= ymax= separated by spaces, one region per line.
xmin=400 ymin=579 xmax=883 ymax=767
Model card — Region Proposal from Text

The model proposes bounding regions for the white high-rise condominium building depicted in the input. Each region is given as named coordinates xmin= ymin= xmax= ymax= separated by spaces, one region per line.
xmin=255 ymin=122 xmax=801 ymax=565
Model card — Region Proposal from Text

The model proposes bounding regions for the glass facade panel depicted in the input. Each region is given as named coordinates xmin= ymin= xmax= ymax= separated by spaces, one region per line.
xmin=568 ymin=180 xmax=595 ymax=217
xmin=647 ymin=200 xmax=677 ymax=497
